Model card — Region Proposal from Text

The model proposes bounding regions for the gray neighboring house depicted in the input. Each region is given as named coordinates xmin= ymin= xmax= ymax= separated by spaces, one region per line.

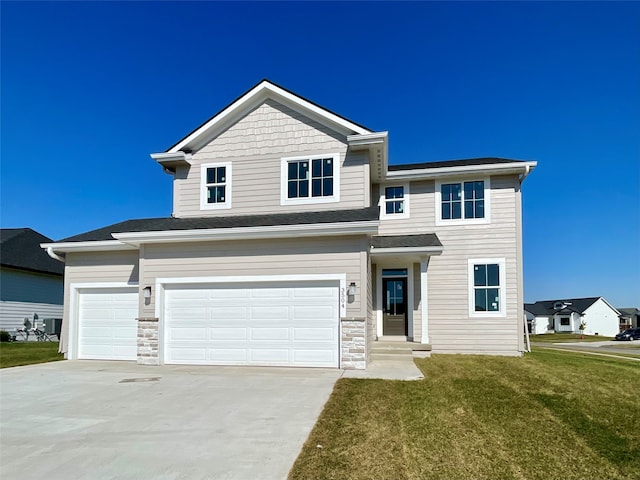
xmin=618 ymin=308 xmax=640 ymax=330
xmin=525 ymin=297 xmax=621 ymax=337
xmin=1 ymin=228 xmax=64 ymax=333
xmin=41 ymin=79 xmax=537 ymax=369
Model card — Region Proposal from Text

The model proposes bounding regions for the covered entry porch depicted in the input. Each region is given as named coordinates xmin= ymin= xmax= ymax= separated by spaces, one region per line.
xmin=370 ymin=234 xmax=443 ymax=347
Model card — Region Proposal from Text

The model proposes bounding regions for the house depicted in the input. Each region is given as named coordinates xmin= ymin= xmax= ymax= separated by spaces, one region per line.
xmin=618 ymin=308 xmax=640 ymax=330
xmin=41 ymin=80 xmax=536 ymax=369
xmin=1 ymin=228 xmax=64 ymax=333
xmin=525 ymin=297 xmax=621 ymax=337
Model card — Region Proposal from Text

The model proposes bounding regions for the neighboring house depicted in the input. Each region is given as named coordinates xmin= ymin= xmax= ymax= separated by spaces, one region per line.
xmin=618 ymin=308 xmax=640 ymax=330
xmin=1 ymin=228 xmax=64 ymax=333
xmin=41 ymin=80 xmax=536 ymax=369
xmin=525 ymin=297 xmax=621 ymax=337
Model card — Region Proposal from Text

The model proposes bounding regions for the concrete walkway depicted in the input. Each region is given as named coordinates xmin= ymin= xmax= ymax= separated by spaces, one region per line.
xmin=342 ymin=356 xmax=424 ymax=380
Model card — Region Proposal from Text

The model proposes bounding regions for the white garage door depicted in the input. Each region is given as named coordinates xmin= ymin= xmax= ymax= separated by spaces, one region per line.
xmin=164 ymin=282 xmax=339 ymax=368
xmin=78 ymin=288 xmax=138 ymax=360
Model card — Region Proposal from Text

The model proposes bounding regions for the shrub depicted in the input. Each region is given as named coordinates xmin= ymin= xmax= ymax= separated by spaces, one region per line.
xmin=0 ymin=331 xmax=11 ymax=342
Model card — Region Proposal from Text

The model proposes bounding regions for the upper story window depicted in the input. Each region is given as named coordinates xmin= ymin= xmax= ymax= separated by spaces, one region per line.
xmin=436 ymin=178 xmax=490 ymax=225
xmin=381 ymin=184 xmax=409 ymax=219
xmin=281 ymin=154 xmax=340 ymax=205
xmin=468 ymin=258 xmax=506 ymax=317
xmin=200 ymin=162 xmax=232 ymax=210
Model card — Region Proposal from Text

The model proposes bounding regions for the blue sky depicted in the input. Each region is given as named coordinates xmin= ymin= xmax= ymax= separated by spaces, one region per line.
xmin=2 ymin=1 xmax=638 ymax=306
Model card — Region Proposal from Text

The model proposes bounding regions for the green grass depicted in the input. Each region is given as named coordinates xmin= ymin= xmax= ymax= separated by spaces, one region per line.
xmin=0 ymin=342 xmax=64 ymax=368
xmin=289 ymin=349 xmax=640 ymax=480
xmin=530 ymin=333 xmax=614 ymax=343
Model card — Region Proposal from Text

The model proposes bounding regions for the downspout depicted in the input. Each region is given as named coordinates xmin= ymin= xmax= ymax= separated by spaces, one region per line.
xmin=518 ymin=164 xmax=531 ymax=185
xmin=46 ymin=247 xmax=66 ymax=263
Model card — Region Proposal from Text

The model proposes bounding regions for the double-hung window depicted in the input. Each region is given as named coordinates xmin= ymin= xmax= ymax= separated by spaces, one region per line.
xmin=468 ymin=258 xmax=506 ymax=317
xmin=200 ymin=162 xmax=232 ymax=210
xmin=381 ymin=185 xmax=409 ymax=219
xmin=437 ymin=179 xmax=489 ymax=224
xmin=281 ymin=154 xmax=340 ymax=205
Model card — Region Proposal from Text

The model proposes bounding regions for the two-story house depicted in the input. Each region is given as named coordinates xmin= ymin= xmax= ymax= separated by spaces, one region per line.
xmin=42 ymin=80 xmax=536 ymax=369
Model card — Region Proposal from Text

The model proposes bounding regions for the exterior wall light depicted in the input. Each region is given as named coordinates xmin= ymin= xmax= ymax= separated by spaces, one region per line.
xmin=348 ymin=282 xmax=357 ymax=296
xmin=143 ymin=286 xmax=152 ymax=299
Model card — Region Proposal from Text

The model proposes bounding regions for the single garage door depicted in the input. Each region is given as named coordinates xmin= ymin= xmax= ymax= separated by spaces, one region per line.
xmin=78 ymin=288 xmax=138 ymax=360
xmin=164 ymin=281 xmax=339 ymax=367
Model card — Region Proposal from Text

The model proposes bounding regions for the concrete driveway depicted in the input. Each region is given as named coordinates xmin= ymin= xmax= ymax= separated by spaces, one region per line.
xmin=1 ymin=361 xmax=341 ymax=480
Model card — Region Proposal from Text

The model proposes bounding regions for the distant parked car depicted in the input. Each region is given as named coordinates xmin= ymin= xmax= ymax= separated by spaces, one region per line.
xmin=615 ymin=328 xmax=640 ymax=341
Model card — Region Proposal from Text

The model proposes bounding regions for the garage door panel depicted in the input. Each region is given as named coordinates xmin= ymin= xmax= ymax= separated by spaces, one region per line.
xmin=250 ymin=327 xmax=290 ymax=341
xmin=211 ymin=327 xmax=247 ymax=340
xmin=164 ymin=282 xmax=339 ymax=368
xmin=169 ymin=327 xmax=208 ymax=341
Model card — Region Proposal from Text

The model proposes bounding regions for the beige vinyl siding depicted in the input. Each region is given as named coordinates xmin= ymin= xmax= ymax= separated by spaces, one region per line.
xmin=376 ymin=175 xmax=522 ymax=354
xmin=175 ymin=99 xmax=368 ymax=217
xmin=141 ymin=236 xmax=369 ymax=319
xmin=60 ymin=251 xmax=140 ymax=353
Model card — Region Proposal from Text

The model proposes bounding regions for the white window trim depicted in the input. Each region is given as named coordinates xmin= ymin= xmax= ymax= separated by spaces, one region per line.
xmin=280 ymin=153 xmax=340 ymax=206
xmin=435 ymin=177 xmax=491 ymax=225
xmin=380 ymin=183 xmax=410 ymax=220
xmin=200 ymin=162 xmax=232 ymax=210
xmin=468 ymin=258 xmax=506 ymax=318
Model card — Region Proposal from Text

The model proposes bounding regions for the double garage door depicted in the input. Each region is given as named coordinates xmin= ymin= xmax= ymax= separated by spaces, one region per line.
xmin=77 ymin=282 xmax=339 ymax=368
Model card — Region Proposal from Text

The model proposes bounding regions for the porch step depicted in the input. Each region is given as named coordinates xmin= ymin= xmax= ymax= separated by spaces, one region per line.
xmin=371 ymin=341 xmax=432 ymax=358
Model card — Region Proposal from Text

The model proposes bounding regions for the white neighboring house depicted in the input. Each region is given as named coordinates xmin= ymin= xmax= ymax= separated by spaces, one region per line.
xmin=525 ymin=297 xmax=621 ymax=337
xmin=0 ymin=229 xmax=64 ymax=335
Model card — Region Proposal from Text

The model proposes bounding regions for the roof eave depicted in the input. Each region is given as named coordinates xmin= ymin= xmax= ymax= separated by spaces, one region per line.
xmin=384 ymin=161 xmax=538 ymax=181
xmin=370 ymin=246 xmax=444 ymax=257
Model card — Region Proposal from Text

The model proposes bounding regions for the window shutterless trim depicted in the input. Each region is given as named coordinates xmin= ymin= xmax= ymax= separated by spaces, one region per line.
xmin=380 ymin=183 xmax=410 ymax=219
xmin=280 ymin=153 xmax=340 ymax=205
xmin=468 ymin=258 xmax=506 ymax=317
xmin=435 ymin=177 xmax=490 ymax=225
xmin=200 ymin=162 xmax=232 ymax=210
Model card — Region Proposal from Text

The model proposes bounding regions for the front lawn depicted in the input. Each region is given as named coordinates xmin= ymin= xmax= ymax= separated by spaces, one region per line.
xmin=290 ymin=349 xmax=640 ymax=480
xmin=0 ymin=342 xmax=64 ymax=368
xmin=530 ymin=333 xmax=613 ymax=343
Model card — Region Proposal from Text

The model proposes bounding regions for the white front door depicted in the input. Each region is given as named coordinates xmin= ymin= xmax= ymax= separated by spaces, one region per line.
xmin=77 ymin=287 xmax=138 ymax=360
xmin=163 ymin=281 xmax=339 ymax=367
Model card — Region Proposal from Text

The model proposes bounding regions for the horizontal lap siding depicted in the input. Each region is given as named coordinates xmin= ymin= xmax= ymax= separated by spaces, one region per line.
xmin=376 ymin=175 xmax=521 ymax=353
xmin=0 ymin=268 xmax=63 ymax=304
xmin=142 ymin=236 xmax=368 ymax=319
xmin=175 ymin=99 xmax=367 ymax=217
xmin=60 ymin=251 xmax=140 ymax=353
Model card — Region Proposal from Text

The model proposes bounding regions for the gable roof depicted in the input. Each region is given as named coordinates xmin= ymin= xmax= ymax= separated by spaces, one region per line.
xmin=58 ymin=207 xmax=380 ymax=243
xmin=0 ymin=228 xmax=64 ymax=276
xmin=165 ymin=79 xmax=374 ymax=154
xmin=525 ymin=297 xmax=614 ymax=316
xmin=618 ymin=308 xmax=640 ymax=316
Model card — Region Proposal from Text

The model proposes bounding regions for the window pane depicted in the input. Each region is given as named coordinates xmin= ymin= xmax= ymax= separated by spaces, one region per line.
xmin=206 ymin=168 xmax=216 ymax=184
xmin=312 ymin=179 xmax=322 ymax=197
xmin=386 ymin=202 xmax=394 ymax=214
xmin=442 ymin=203 xmax=451 ymax=219
xmin=395 ymin=201 xmax=403 ymax=213
xmin=288 ymin=162 xmax=298 ymax=180
xmin=451 ymin=183 xmax=461 ymax=200
xmin=312 ymin=159 xmax=321 ymax=178
xmin=299 ymin=179 xmax=308 ymax=197
xmin=323 ymin=158 xmax=333 ymax=176
xmin=288 ymin=181 xmax=298 ymax=198
xmin=474 ymin=264 xmax=487 ymax=286
xmin=464 ymin=181 xmax=474 ymax=199
xmin=216 ymin=186 xmax=225 ymax=202
xmin=465 ymin=200 xmax=474 ymax=219
xmin=487 ymin=288 xmax=499 ymax=311
xmin=323 ymin=178 xmax=333 ymax=196
xmin=474 ymin=181 xmax=484 ymax=199
xmin=475 ymin=289 xmax=487 ymax=311
xmin=487 ymin=264 xmax=499 ymax=286
xmin=300 ymin=162 xmax=309 ymax=179
xmin=382 ymin=269 xmax=407 ymax=277
xmin=451 ymin=202 xmax=461 ymax=219
xmin=476 ymin=200 xmax=485 ymax=219
xmin=217 ymin=167 xmax=226 ymax=183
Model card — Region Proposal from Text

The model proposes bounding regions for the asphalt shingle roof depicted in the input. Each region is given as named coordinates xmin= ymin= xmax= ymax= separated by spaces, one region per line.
xmin=60 ymin=207 xmax=380 ymax=243
xmin=524 ymin=297 xmax=602 ymax=316
xmin=0 ymin=228 xmax=64 ymax=276
xmin=371 ymin=234 xmax=442 ymax=249
xmin=389 ymin=157 xmax=528 ymax=171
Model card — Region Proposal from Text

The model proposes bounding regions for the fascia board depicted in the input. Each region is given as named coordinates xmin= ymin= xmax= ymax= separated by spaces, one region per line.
xmin=40 ymin=241 xmax=137 ymax=253
xmin=385 ymin=161 xmax=538 ymax=181
xmin=370 ymin=246 xmax=444 ymax=256
xmin=169 ymin=81 xmax=371 ymax=153
xmin=347 ymin=132 xmax=388 ymax=147
xmin=112 ymin=221 xmax=380 ymax=245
